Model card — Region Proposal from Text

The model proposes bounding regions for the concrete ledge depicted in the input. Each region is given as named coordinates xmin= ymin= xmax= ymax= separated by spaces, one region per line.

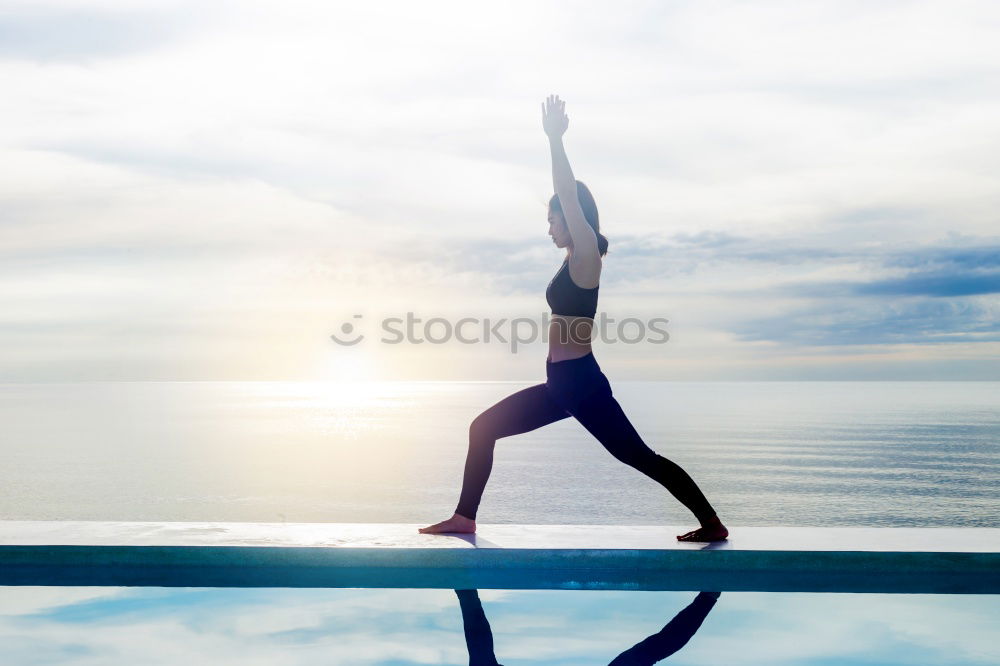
xmin=1 ymin=521 xmax=997 ymax=593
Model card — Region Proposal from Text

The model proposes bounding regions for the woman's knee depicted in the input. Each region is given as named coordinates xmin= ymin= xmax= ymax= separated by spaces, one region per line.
xmin=612 ymin=440 xmax=660 ymax=468
xmin=469 ymin=412 xmax=496 ymax=445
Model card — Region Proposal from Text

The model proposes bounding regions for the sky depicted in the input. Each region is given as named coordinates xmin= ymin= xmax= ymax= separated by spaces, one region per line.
xmin=1 ymin=0 xmax=999 ymax=381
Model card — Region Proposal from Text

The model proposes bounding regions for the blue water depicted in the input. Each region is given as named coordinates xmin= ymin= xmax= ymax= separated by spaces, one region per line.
xmin=0 ymin=587 xmax=997 ymax=665
xmin=2 ymin=382 xmax=998 ymax=663
xmin=1 ymin=381 xmax=998 ymax=526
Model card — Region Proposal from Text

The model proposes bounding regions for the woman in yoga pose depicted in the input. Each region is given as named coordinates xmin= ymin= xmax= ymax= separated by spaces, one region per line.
xmin=419 ymin=95 xmax=728 ymax=542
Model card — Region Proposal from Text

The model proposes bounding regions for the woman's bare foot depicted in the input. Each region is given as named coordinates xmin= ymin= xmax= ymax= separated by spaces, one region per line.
xmin=677 ymin=515 xmax=729 ymax=542
xmin=418 ymin=512 xmax=476 ymax=534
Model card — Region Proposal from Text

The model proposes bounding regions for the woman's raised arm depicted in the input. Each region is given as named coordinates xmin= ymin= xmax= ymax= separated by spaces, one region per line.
xmin=542 ymin=95 xmax=600 ymax=277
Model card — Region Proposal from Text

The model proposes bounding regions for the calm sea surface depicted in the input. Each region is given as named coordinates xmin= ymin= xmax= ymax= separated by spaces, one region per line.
xmin=1 ymin=381 xmax=997 ymax=526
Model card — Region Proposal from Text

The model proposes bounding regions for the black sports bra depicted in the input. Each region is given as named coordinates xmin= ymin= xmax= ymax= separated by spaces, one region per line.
xmin=546 ymin=258 xmax=599 ymax=319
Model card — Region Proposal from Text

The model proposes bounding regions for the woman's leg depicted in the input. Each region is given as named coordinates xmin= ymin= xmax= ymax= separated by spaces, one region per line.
xmin=455 ymin=383 xmax=569 ymax=520
xmin=608 ymin=591 xmax=720 ymax=665
xmin=454 ymin=589 xmax=502 ymax=666
xmin=569 ymin=390 xmax=719 ymax=527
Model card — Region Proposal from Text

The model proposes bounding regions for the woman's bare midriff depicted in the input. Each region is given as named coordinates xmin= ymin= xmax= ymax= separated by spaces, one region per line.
xmin=547 ymin=315 xmax=594 ymax=362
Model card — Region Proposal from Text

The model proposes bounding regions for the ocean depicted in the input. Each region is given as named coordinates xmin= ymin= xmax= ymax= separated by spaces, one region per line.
xmin=1 ymin=381 xmax=997 ymax=527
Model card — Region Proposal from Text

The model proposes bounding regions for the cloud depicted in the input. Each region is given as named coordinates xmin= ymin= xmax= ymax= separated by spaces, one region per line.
xmin=733 ymin=299 xmax=1000 ymax=347
xmin=2 ymin=0 xmax=1000 ymax=379
xmin=854 ymin=271 xmax=1000 ymax=297
xmin=884 ymin=244 xmax=1000 ymax=271
xmin=0 ymin=5 xmax=193 ymax=62
xmin=750 ymin=244 xmax=1000 ymax=299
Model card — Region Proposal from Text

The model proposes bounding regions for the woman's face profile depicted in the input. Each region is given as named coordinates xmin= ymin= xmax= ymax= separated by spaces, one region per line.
xmin=548 ymin=209 xmax=570 ymax=248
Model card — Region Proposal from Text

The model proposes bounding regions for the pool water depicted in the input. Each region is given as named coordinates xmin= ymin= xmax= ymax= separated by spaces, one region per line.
xmin=1 ymin=587 xmax=997 ymax=664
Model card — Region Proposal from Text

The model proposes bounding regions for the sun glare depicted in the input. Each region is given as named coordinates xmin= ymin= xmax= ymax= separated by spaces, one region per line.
xmin=319 ymin=351 xmax=377 ymax=384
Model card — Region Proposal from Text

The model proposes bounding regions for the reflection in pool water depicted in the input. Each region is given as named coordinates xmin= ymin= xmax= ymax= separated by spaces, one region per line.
xmin=0 ymin=587 xmax=997 ymax=664
xmin=456 ymin=589 xmax=719 ymax=666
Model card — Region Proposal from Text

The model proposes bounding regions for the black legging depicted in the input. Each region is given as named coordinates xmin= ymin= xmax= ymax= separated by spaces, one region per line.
xmin=455 ymin=352 xmax=717 ymax=523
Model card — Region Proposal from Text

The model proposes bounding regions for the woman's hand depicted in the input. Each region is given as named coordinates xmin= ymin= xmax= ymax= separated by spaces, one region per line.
xmin=542 ymin=94 xmax=569 ymax=139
